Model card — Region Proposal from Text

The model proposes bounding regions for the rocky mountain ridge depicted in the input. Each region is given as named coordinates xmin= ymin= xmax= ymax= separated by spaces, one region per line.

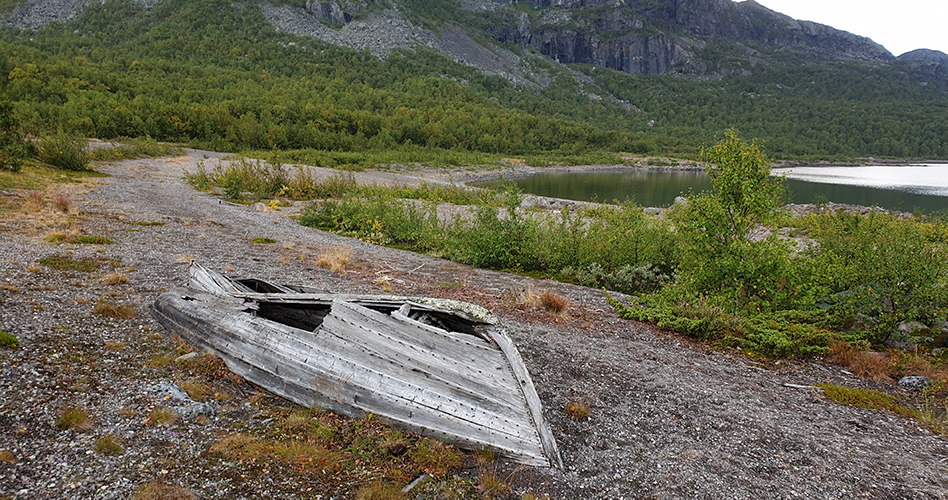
xmin=4 ymin=0 xmax=938 ymax=81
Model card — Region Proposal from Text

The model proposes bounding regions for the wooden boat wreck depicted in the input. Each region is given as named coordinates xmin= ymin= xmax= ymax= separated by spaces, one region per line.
xmin=152 ymin=263 xmax=562 ymax=468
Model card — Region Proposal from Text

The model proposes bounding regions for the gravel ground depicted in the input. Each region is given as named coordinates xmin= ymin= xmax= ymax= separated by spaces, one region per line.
xmin=0 ymin=150 xmax=947 ymax=499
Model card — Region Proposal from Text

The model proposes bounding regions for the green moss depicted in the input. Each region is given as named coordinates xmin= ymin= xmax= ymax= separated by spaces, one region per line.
xmin=75 ymin=235 xmax=116 ymax=245
xmin=0 ymin=329 xmax=17 ymax=349
xmin=252 ymin=237 xmax=276 ymax=244
xmin=38 ymin=254 xmax=99 ymax=272
xmin=817 ymin=383 xmax=921 ymax=419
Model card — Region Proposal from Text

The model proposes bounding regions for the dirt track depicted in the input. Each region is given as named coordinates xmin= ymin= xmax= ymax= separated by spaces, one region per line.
xmin=0 ymin=150 xmax=946 ymax=499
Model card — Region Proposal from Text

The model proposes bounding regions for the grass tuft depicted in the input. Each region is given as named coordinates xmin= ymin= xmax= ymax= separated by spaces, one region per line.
xmin=355 ymin=481 xmax=406 ymax=500
xmin=0 ymin=283 xmax=19 ymax=292
xmin=93 ymin=300 xmax=136 ymax=319
xmin=0 ymin=450 xmax=16 ymax=463
xmin=177 ymin=380 xmax=209 ymax=401
xmin=102 ymin=272 xmax=129 ymax=285
xmin=149 ymin=407 xmax=178 ymax=426
xmin=565 ymin=398 xmax=592 ymax=420
xmin=38 ymin=254 xmax=98 ymax=272
xmin=315 ymin=244 xmax=352 ymax=273
xmin=828 ymin=341 xmax=892 ymax=382
xmin=252 ymin=237 xmax=276 ymax=244
xmin=408 ymin=438 xmax=462 ymax=476
xmin=56 ymin=407 xmax=92 ymax=431
xmin=75 ymin=235 xmax=115 ymax=245
xmin=53 ymin=195 xmax=71 ymax=213
xmin=177 ymin=352 xmax=228 ymax=376
xmin=95 ymin=434 xmax=124 ymax=455
xmin=539 ymin=290 xmax=570 ymax=315
xmin=477 ymin=467 xmax=512 ymax=499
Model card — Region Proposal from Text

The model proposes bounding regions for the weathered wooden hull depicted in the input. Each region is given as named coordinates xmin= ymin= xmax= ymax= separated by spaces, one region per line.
xmin=151 ymin=264 xmax=562 ymax=468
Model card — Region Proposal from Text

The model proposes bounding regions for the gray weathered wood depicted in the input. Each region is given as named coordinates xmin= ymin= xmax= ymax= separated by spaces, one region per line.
xmin=151 ymin=263 xmax=562 ymax=467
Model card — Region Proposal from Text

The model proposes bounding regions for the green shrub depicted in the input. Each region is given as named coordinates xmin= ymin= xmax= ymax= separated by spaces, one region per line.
xmin=37 ymin=134 xmax=91 ymax=171
xmin=0 ymin=329 xmax=17 ymax=348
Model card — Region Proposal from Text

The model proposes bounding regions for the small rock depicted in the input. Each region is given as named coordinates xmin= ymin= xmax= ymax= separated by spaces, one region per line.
xmin=898 ymin=376 xmax=931 ymax=389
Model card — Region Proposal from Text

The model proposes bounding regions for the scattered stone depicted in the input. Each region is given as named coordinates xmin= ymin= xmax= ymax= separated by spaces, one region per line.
xmin=898 ymin=376 xmax=931 ymax=389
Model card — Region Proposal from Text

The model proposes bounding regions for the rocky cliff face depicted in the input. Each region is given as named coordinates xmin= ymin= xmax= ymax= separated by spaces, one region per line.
xmin=499 ymin=0 xmax=893 ymax=75
xmin=1 ymin=0 xmax=901 ymax=78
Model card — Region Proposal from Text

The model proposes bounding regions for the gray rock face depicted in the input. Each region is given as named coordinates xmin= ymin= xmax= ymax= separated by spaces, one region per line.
xmin=897 ymin=49 xmax=948 ymax=66
xmin=898 ymin=376 xmax=931 ymax=389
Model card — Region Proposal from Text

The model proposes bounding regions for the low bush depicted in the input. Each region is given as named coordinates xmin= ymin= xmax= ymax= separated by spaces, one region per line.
xmin=37 ymin=133 xmax=90 ymax=171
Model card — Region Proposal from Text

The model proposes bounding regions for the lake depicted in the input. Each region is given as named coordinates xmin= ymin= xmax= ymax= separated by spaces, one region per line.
xmin=474 ymin=164 xmax=948 ymax=214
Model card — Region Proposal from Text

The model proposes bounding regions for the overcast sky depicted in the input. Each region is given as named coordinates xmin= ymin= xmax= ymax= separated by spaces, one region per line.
xmin=746 ymin=0 xmax=948 ymax=56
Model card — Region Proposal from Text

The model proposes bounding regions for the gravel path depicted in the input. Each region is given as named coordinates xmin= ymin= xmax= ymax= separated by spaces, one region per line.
xmin=0 ymin=150 xmax=946 ymax=499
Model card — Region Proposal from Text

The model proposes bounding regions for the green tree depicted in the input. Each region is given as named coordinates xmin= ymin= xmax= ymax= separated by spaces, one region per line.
xmin=672 ymin=130 xmax=802 ymax=310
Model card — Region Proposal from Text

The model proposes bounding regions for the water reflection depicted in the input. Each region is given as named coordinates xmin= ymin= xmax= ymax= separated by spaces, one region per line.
xmin=474 ymin=165 xmax=948 ymax=214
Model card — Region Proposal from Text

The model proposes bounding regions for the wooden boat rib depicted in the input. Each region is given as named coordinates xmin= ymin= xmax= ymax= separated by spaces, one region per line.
xmin=152 ymin=263 xmax=562 ymax=468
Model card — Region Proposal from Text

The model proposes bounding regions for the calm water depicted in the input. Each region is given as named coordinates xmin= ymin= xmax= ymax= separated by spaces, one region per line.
xmin=475 ymin=164 xmax=948 ymax=214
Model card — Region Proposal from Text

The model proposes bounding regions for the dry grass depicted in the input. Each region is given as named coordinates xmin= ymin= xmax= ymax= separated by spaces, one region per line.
xmin=520 ymin=285 xmax=571 ymax=316
xmin=94 ymin=434 xmax=124 ymax=455
xmin=177 ymin=380 xmax=210 ymax=401
xmin=56 ymin=407 xmax=92 ymax=431
xmin=0 ymin=283 xmax=19 ymax=292
xmin=21 ymin=192 xmax=44 ymax=212
xmin=408 ymin=438 xmax=462 ymax=475
xmin=376 ymin=277 xmax=394 ymax=293
xmin=132 ymin=481 xmax=196 ymax=500
xmin=0 ymin=450 xmax=16 ymax=463
xmin=53 ymin=195 xmax=71 ymax=213
xmin=26 ymin=265 xmax=41 ymax=273
xmin=177 ymin=352 xmax=229 ymax=376
xmin=539 ymin=290 xmax=570 ymax=315
xmin=565 ymin=399 xmax=592 ymax=420
xmin=315 ymin=244 xmax=352 ymax=273
xmin=477 ymin=467 xmax=513 ymax=499
xmin=828 ymin=341 xmax=893 ymax=382
xmin=355 ymin=482 xmax=406 ymax=500
xmin=102 ymin=272 xmax=129 ymax=285
xmin=149 ymin=407 xmax=178 ymax=426
xmin=103 ymin=341 xmax=125 ymax=351
xmin=176 ymin=253 xmax=194 ymax=263
xmin=93 ymin=300 xmax=137 ymax=319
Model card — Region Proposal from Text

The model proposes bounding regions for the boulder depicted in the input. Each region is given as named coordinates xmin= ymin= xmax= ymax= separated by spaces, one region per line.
xmin=898 ymin=376 xmax=931 ymax=389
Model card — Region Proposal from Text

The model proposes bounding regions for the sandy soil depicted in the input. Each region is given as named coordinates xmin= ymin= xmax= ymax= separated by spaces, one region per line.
xmin=0 ymin=150 xmax=946 ymax=499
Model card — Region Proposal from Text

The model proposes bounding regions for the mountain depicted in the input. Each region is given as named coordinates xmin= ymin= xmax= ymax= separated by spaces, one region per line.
xmin=0 ymin=0 xmax=946 ymax=161
xmin=898 ymin=49 xmax=948 ymax=66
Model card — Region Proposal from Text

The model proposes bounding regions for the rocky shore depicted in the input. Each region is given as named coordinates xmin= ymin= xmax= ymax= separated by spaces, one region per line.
xmin=1 ymin=151 xmax=946 ymax=498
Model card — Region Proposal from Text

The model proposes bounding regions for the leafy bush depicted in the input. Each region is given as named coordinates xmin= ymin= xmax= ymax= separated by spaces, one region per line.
xmin=37 ymin=133 xmax=90 ymax=171
xmin=0 ymin=98 xmax=31 ymax=173
xmin=560 ymin=262 xmax=669 ymax=294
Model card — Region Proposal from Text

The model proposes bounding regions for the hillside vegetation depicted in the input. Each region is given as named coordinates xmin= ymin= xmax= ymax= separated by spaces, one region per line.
xmin=0 ymin=0 xmax=945 ymax=165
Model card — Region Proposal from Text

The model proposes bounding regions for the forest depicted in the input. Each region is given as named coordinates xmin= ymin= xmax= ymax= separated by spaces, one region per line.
xmin=0 ymin=0 xmax=946 ymax=170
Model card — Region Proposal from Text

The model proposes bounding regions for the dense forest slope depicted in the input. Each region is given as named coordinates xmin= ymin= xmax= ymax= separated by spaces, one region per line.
xmin=0 ymin=0 xmax=946 ymax=161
